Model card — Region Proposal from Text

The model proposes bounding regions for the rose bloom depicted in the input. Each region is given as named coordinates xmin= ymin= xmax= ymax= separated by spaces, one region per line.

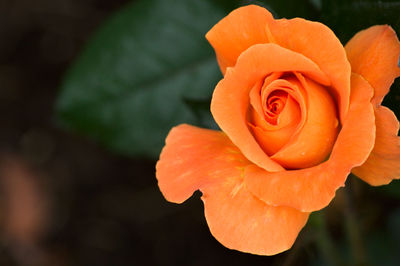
xmin=156 ymin=5 xmax=400 ymax=255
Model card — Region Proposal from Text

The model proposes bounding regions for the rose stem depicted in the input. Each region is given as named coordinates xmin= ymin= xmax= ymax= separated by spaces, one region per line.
xmin=314 ymin=210 xmax=343 ymax=266
xmin=343 ymin=176 xmax=367 ymax=266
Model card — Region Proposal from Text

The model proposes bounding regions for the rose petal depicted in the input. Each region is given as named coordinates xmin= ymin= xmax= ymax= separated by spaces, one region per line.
xmin=202 ymin=176 xmax=309 ymax=256
xmin=270 ymin=17 xmax=351 ymax=123
xmin=211 ymin=43 xmax=329 ymax=172
xmin=156 ymin=124 xmax=309 ymax=255
xmin=249 ymin=72 xmax=283 ymax=123
xmin=249 ymin=120 xmax=299 ymax=156
xmin=206 ymin=5 xmax=350 ymax=122
xmin=260 ymin=78 xmax=303 ymax=127
xmin=244 ymin=74 xmax=375 ymax=212
xmin=271 ymin=74 xmax=339 ymax=169
xmin=345 ymin=25 xmax=400 ymax=104
xmin=156 ymin=124 xmax=247 ymax=203
xmin=205 ymin=5 xmax=274 ymax=74
xmin=249 ymin=77 xmax=303 ymax=155
xmin=345 ymin=25 xmax=400 ymax=185
xmin=352 ymin=106 xmax=400 ymax=185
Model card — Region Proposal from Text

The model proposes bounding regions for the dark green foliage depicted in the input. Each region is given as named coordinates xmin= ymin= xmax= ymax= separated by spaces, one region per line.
xmin=56 ymin=0 xmax=233 ymax=158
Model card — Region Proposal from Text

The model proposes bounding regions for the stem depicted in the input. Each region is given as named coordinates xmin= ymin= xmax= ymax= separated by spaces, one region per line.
xmin=315 ymin=211 xmax=343 ymax=266
xmin=343 ymin=177 xmax=367 ymax=266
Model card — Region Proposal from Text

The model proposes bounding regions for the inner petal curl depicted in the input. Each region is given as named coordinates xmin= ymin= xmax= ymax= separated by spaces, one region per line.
xmin=248 ymin=73 xmax=305 ymax=155
xmin=263 ymin=90 xmax=288 ymax=125
xmin=248 ymin=72 xmax=339 ymax=169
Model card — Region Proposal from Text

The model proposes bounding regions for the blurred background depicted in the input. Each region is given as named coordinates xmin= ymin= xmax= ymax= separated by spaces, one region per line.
xmin=0 ymin=0 xmax=400 ymax=265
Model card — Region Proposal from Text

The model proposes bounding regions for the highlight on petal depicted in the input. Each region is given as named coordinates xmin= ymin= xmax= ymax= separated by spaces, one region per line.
xmin=244 ymin=74 xmax=375 ymax=212
xmin=202 ymin=175 xmax=309 ymax=256
xmin=270 ymin=16 xmax=351 ymax=123
xmin=211 ymin=43 xmax=329 ymax=172
xmin=205 ymin=5 xmax=274 ymax=74
xmin=345 ymin=25 xmax=400 ymax=104
xmin=352 ymin=106 xmax=400 ymax=185
xmin=156 ymin=124 xmax=310 ymax=255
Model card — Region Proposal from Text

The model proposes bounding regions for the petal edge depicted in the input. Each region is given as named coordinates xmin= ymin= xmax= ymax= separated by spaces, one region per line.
xmin=244 ymin=74 xmax=375 ymax=212
xmin=352 ymin=106 xmax=400 ymax=185
xmin=156 ymin=124 xmax=247 ymax=203
xmin=202 ymin=175 xmax=309 ymax=255
xmin=345 ymin=25 xmax=400 ymax=104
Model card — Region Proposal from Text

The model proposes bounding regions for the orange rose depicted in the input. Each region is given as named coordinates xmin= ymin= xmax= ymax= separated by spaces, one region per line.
xmin=156 ymin=5 xmax=400 ymax=255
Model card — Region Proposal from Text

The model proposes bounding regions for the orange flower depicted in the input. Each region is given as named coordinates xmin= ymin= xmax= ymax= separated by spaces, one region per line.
xmin=156 ymin=5 xmax=400 ymax=255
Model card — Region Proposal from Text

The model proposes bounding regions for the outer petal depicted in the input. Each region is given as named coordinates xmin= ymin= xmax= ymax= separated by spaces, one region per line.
xmin=202 ymin=176 xmax=309 ymax=256
xmin=345 ymin=25 xmax=400 ymax=104
xmin=244 ymin=74 xmax=375 ymax=212
xmin=206 ymin=5 xmax=350 ymax=122
xmin=270 ymin=17 xmax=351 ymax=123
xmin=156 ymin=124 xmax=246 ymax=203
xmin=156 ymin=124 xmax=310 ymax=255
xmin=211 ymin=43 xmax=329 ymax=172
xmin=205 ymin=5 xmax=273 ymax=74
xmin=352 ymin=106 xmax=400 ymax=185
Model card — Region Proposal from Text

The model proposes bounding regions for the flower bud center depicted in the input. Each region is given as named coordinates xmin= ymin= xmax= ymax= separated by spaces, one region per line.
xmin=264 ymin=90 xmax=288 ymax=125
xmin=247 ymin=72 xmax=339 ymax=169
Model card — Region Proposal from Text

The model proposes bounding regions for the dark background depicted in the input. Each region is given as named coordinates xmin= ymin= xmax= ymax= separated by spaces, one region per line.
xmin=1 ymin=0 xmax=400 ymax=265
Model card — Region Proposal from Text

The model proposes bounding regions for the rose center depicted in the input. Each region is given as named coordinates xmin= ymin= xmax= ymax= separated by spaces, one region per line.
xmin=264 ymin=90 xmax=288 ymax=120
xmin=248 ymin=73 xmax=340 ymax=169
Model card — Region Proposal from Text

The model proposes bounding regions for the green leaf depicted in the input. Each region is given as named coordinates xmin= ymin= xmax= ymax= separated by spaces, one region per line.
xmin=56 ymin=0 xmax=235 ymax=158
